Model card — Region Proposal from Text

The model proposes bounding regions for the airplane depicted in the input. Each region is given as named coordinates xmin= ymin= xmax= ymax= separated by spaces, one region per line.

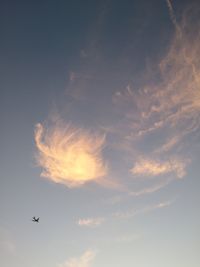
xmin=32 ymin=216 xmax=40 ymax=223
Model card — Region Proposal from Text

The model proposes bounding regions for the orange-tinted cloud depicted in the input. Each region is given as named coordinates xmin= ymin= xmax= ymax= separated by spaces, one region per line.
xmin=58 ymin=250 xmax=96 ymax=267
xmin=113 ymin=4 xmax=200 ymax=143
xmin=34 ymin=122 xmax=107 ymax=188
xmin=111 ymin=7 xmax=200 ymax=191
xmin=131 ymin=158 xmax=186 ymax=178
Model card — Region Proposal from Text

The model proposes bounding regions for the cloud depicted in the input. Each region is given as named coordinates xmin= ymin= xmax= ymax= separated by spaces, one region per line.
xmin=113 ymin=4 xmax=200 ymax=155
xmin=154 ymin=136 xmax=180 ymax=154
xmin=130 ymin=158 xmax=186 ymax=178
xmin=35 ymin=2 xmax=199 ymax=207
xmin=77 ymin=217 xmax=105 ymax=227
xmin=112 ymin=200 xmax=173 ymax=220
xmin=100 ymin=5 xmax=200 ymax=219
xmin=166 ymin=0 xmax=182 ymax=36
xmin=34 ymin=121 xmax=107 ymax=188
xmin=58 ymin=250 xmax=96 ymax=267
xmin=129 ymin=179 xmax=172 ymax=196
xmin=106 ymin=179 xmax=171 ymax=205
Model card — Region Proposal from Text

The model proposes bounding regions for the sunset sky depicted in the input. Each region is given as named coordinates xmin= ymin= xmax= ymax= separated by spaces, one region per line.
xmin=1 ymin=0 xmax=200 ymax=266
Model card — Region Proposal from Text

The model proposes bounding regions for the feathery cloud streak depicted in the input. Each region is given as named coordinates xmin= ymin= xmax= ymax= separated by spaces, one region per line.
xmin=112 ymin=5 xmax=200 ymax=186
xmin=34 ymin=3 xmax=199 ymax=198
xmin=58 ymin=250 xmax=96 ymax=267
xmin=77 ymin=217 xmax=105 ymax=227
xmin=131 ymin=158 xmax=186 ymax=178
xmin=114 ymin=3 xmax=200 ymax=136
xmin=112 ymin=200 xmax=172 ymax=220
xmin=34 ymin=121 xmax=107 ymax=188
xmin=166 ymin=0 xmax=181 ymax=36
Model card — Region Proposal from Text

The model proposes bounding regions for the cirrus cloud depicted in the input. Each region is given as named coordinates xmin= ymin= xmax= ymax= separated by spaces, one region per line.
xmin=34 ymin=121 xmax=107 ymax=188
xmin=131 ymin=158 xmax=187 ymax=178
xmin=58 ymin=250 xmax=96 ymax=267
xmin=77 ymin=217 xmax=105 ymax=227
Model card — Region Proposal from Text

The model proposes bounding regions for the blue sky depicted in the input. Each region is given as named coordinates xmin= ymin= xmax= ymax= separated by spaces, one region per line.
xmin=1 ymin=0 xmax=200 ymax=266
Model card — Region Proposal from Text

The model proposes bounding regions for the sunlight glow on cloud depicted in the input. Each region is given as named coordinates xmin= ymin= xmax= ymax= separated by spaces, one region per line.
xmin=58 ymin=250 xmax=96 ymax=267
xmin=131 ymin=158 xmax=186 ymax=178
xmin=111 ymin=6 xmax=200 ymax=190
xmin=114 ymin=4 xmax=200 ymax=137
xmin=34 ymin=2 xmax=199 ymax=201
xmin=34 ymin=122 xmax=107 ymax=188
xmin=77 ymin=217 xmax=105 ymax=227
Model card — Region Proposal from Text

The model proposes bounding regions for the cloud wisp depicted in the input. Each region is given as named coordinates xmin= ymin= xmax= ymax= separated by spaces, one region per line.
xmin=166 ymin=0 xmax=182 ymax=36
xmin=34 ymin=121 xmax=107 ymax=188
xmin=77 ymin=217 xmax=105 ymax=227
xmin=131 ymin=157 xmax=187 ymax=178
xmin=112 ymin=200 xmax=173 ymax=220
xmin=129 ymin=178 xmax=172 ymax=197
xmin=111 ymin=4 xmax=200 ymax=191
xmin=34 ymin=3 xmax=199 ymax=203
xmin=58 ymin=250 xmax=96 ymax=267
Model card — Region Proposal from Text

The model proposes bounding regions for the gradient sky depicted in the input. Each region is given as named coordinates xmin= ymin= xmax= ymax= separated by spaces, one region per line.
xmin=1 ymin=0 xmax=200 ymax=266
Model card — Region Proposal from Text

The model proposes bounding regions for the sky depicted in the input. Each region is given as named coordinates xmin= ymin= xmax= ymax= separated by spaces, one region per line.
xmin=1 ymin=0 xmax=200 ymax=266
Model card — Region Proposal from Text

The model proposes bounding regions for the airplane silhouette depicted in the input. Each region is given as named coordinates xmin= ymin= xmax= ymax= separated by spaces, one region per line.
xmin=32 ymin=216 xmax=39 ymax=223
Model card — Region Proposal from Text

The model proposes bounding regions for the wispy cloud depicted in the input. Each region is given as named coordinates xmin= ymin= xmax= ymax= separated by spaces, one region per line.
xmin=129 ymin=179 xmax=172 ymax=196
xmin=34 ymin=120 xmax=107 ymax=188
xmin=111 ymin=5 xmax=200 ymax=195
xmin=106 ymin=179 xmax=172 ymax=205
xmin=34 ymin=2 xmax=199 ymax=211
xmin=166 ymin=0 xmax=182 ymax=36
xmin=58 ymin=250 xmax=96 ymax=267
xmin=112 ymin=200 xmax=173 ymax=220
xmin=113 ymin=1 xmax=200 ymax=149
xmin=154 ymin=136 xmax=180 ymax=154
xmin=77 ymin=217 xmax=105 ymax=227
xmin=130 ymin=158 xmax=187 ymax=178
